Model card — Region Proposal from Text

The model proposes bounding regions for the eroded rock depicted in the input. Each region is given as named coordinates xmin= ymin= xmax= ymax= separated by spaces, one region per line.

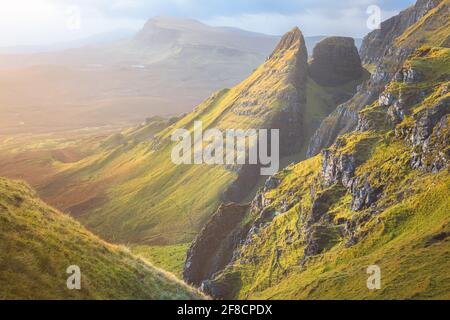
xmin=309 ymin=37 xmax=363 ymax=86
xmin=183 ymin=203 xmax=250 ymax=287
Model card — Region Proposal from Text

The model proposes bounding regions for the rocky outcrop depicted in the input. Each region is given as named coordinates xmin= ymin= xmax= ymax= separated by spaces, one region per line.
xmin=405 ymin=97 xmax=450 ymax=172
xmin=321 ymin=150 xmax=356 ymax=188
xmin=309 ymin=37 xmax=363 ymax=86
xmin=269 ymin=27 xmax=309 ymax=154
xmin=360 ymin=0 xmax=441 ymax=65
xmin=307 ymin=0 xmax=442 ymax=157
xmin=184 ymin=1 xmax=450 ymax=300
xmin=183 ymin=203 xmax=250 ymax=287
xmin=350 ymin=176 xmax=383 ymax=211
xmin=307 ymin=102 xmax=362 ymax=157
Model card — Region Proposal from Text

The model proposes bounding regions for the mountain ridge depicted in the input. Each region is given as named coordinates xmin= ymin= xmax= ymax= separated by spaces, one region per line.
xmin=183 ymin=0 xmax=450 ymax=300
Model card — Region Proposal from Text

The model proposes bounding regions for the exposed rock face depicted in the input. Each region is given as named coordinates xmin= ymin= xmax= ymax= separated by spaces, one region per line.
xmin=223 ymin=28 xmax=309 ymax=202
xmin=309 ymin=37 xmax=363 ymax=86
xmin=359 ymin=0 xmax=441 ymax=65
xmin=398 ymin=96 xmax=450 ymax=172
xmin=321 ymin=150 xmax=356 ymax=188
xmin=307 ymin=0 xmax=442 ymax=157
xmin=183 ymin=203 xmax=250 ymax=287
xmin=410 ymin=97 xmax=449 ymax=147
xmin=307 ymin=102 xmax=361 ymax=157
xmin=350 ymin=176 xmax=382 ymax=211
xmin=183 ymin=2 xmax=450 ymax=300
xmin=267 ymin=27 xmax=309 ymax=154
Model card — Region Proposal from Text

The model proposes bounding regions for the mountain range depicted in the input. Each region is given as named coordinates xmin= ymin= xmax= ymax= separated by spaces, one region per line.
xmin=0 ymin=17 xmax=354 ymax=135
xmin=0 ymin=0 xmax=449 ymax=300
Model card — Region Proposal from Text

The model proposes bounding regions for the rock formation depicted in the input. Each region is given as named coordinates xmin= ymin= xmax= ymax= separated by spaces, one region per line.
xmin=307 ymin=0 xmax=446 ymax=157
xmin=308 ymin=37 xmax=363 ymax=86
xmin=183 ymin=203 xmax=250 ymax=287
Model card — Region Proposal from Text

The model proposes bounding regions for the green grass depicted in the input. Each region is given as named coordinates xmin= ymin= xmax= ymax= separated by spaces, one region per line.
xmin=0 ymin=177 xmax=203 ymax=300
xmin=395 ymin=0 xmax=450 ymax=49
xmin=248 ymin=173 xmax=450 ymax=300
xmin=221 ymin=140 xmax=450 ymax=300
xmin=132 ymin=243 xmax=190 ymax=278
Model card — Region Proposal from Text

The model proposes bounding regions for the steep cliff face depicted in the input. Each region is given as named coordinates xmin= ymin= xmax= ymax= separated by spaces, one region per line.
xmin=200 ymin=45 xmax=450 ymax=300
xmin=223 ymin=28 xmax=309 ymax=202
xmin=307 ymin=0 xmax=449 ymax=157
xmin=359 ymin=0 xmax=441 ymax=65
xmin=183 ymin=203 xmax=250 ymax=287
xmin=309 ymin=37 xmax=363 ymax=86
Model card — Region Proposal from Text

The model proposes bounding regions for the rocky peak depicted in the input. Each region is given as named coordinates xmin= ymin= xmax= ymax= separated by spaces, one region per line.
xmin=308 ymin=36 xmax=363 ymax=86
xmin=224 ymin=27 xmax=309 ymax=202
xmin=269 ymin=27 xmax=307 ymax=59
xmin=307 ymin=0 xmax=448 ymax=158
xmin=266 ymin=26 xmax=309 ymax=91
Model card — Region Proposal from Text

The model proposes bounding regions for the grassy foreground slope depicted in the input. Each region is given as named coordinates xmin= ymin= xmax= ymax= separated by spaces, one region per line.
xmin=0 ymin=177 xmax=202 ymax=299
xmin=206 ymin=46 xmax=450 ymax=299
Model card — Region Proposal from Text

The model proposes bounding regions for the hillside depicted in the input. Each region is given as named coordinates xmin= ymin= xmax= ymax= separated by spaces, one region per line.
xmin=0 ymin=177 xmax=202 ymax=299
xmin=0 ymin=29 xmax=369 ymax=253
xmin=185 ymin=15 xmax=450 ymax=299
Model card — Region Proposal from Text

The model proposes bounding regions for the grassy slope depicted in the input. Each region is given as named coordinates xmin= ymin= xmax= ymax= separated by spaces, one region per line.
xmin=0 ymin=177 xmax=202 ymax=300
xmin=214 ymin=47 xmax=450 ymax=299
xmin=395 ymin=0 xmax=450 ymax=49
xmin=132 ymin=243 xmax=190 ymax=278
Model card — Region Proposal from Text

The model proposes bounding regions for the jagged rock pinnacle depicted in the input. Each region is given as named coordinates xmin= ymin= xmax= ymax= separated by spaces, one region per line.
xmin=269 ymin=27 xmax=308 ymax=60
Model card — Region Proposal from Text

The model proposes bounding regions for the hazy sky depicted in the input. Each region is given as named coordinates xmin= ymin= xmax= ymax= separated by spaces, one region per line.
xmin=0 ymin=0 xmax=416 ymax=47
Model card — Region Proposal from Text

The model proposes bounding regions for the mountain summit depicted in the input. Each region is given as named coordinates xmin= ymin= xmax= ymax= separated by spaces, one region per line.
xmin=133 ymin=16 xmax=279 ymax=60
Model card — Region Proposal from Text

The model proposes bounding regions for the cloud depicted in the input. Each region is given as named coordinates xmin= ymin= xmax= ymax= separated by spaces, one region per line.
xmin=203 ymin=7 xmax=400 ymax=37
xmin=0 ymin=0 xmax=416 ymax=46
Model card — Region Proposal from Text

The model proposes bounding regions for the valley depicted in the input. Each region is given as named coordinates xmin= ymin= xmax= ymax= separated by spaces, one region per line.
xmin=0 ymin=0 xmax=449 ymax=301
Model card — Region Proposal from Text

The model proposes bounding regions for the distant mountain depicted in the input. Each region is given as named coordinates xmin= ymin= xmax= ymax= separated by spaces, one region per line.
xmin=0 ymin=29 xmax=137 ymax=54
xmin=0 ymin=17 xmax=360 ymax=135
xmin=0 ymin=177 xmax=202 ymax=299
xmin=0 ymin=17 xmax=281 ymax=134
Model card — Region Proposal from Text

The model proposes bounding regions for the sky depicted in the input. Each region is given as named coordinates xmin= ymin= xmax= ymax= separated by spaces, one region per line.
xmin=0 ymin=0 xmax=416 ymax=47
